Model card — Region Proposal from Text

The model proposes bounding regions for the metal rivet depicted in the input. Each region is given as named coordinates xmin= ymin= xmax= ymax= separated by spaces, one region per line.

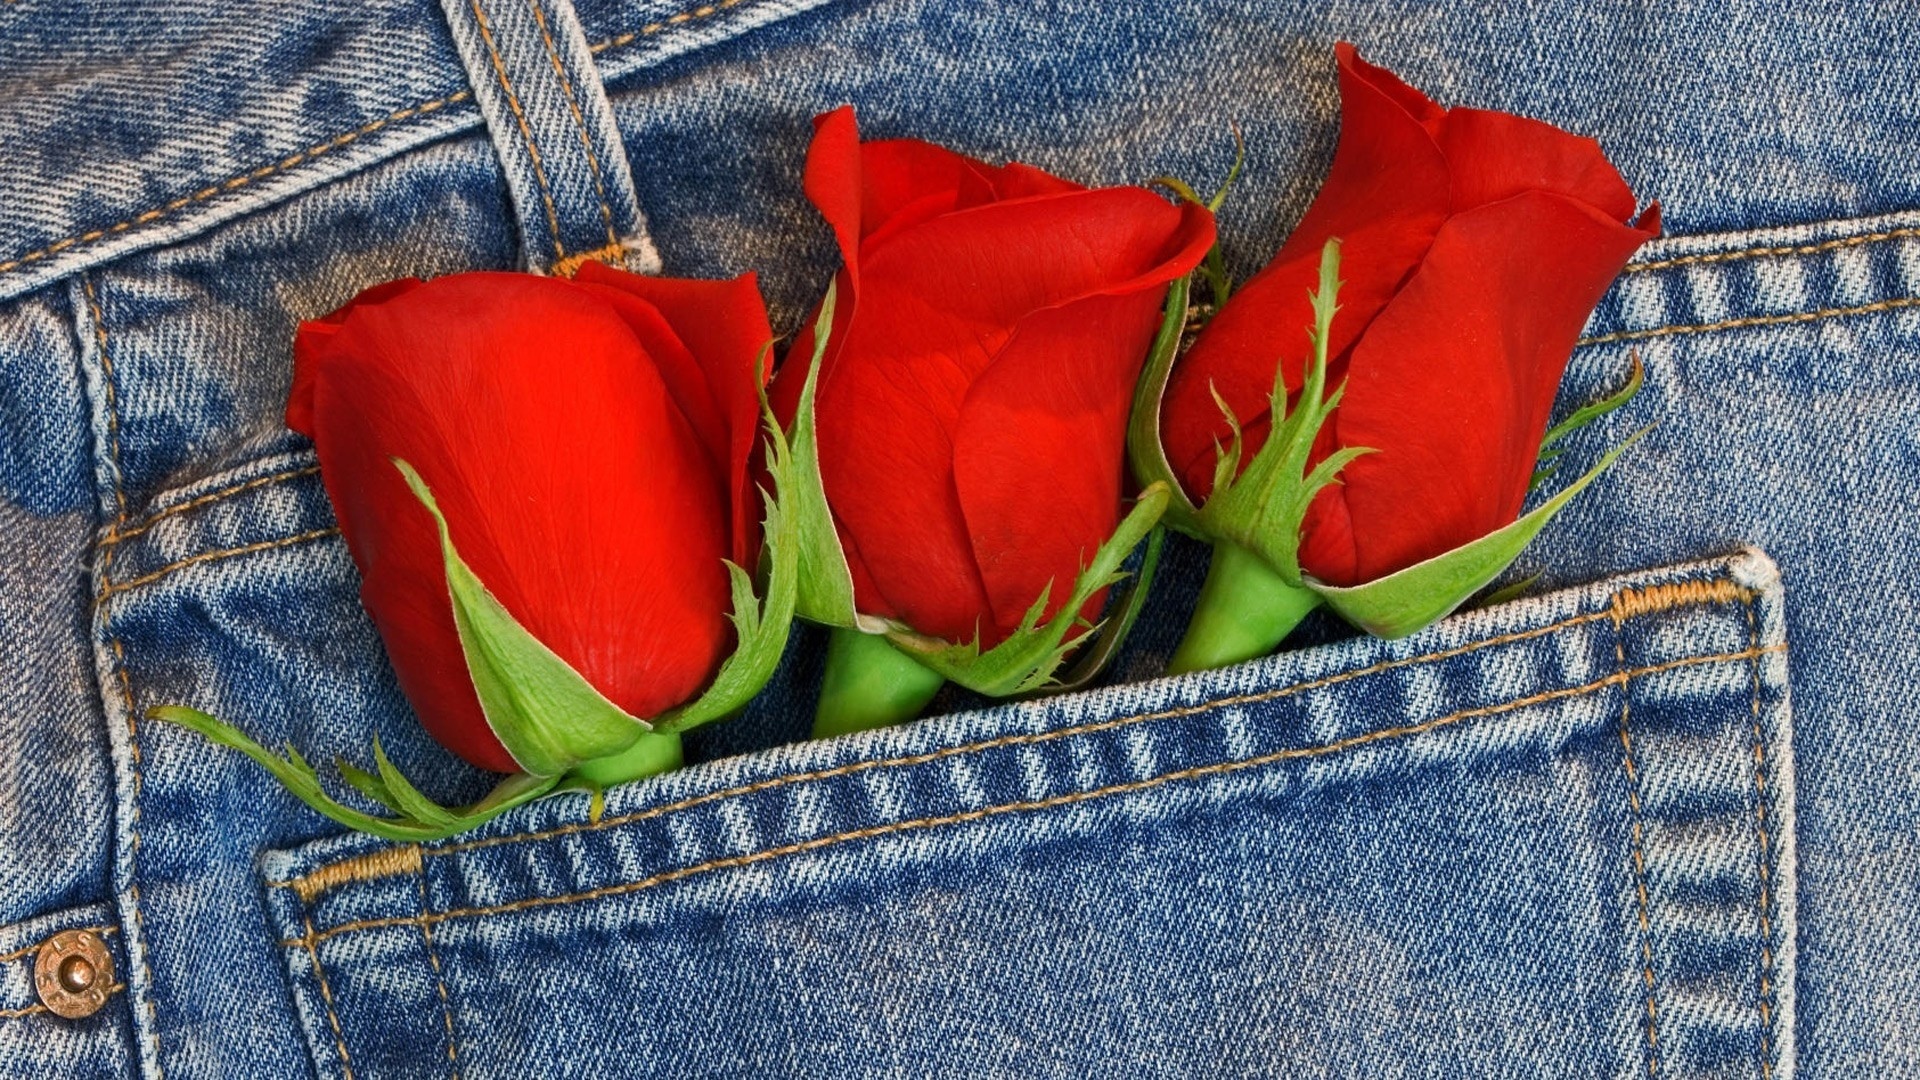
xmin=33 ymin=929 xmax=114 ymax=1020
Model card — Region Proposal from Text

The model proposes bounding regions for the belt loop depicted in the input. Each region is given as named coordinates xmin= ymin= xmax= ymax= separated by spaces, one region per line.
xmin=437 ymin=0 xmax=663 ymax=276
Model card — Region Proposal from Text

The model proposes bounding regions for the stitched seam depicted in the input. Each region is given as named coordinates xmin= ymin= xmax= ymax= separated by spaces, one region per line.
xmin=468 ymin=0 xmax=569 ymax=263
xmin=414 ymin=856 xmax=463 ymax=1080
xmin=0 ymin=983 xmax=127 ymax=1020
xmin=0 ymin=925 xmax=119 ymax=965
xmin=0 ymin=91 xmax=474 ymax=278
xmin=589 ymin=0 xmax=747 ymax=54
xmin=527 ymin=0 xmax=624 ymax=256
xmin=282 ymin=644 xmax=1782 ymax=947
xmin=418 ymin=610 xmax=1614 ymax=858
xmin=1578 ymin=296 xmax=1920 ymax=346
xmin=1746 ymin=597 xmax=1776 ymax=1079
xmin=1625 ymin=225 xmax=1920 ymax=273
xmin=303 ymin=916 xmax=355 ymax=1080
xmin=1616 ymin=623 xmax=1662 ymax=1076
xmin=95 ymin=527 xmax=340 ymax=605
xmin=83 ymin=280 xmax=128 ymax=518
xmin=105 ymin=465 xmax=321 ymax=546
xmin=85 ymin=278 xmax=165 ymax=1079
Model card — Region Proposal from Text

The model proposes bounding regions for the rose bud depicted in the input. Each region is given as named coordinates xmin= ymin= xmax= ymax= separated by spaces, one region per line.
xmin=154 ymin=266 xmax=796 ymax=840
xmin=773 ymin=106 xmax=1215 ymax=736
xmin=1143 ymin=44 xmax=1658 ymax=671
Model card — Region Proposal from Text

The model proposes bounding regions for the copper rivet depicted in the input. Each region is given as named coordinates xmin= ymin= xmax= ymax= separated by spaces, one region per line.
xmin=33 ymin=929 xmax=114 ymax=1020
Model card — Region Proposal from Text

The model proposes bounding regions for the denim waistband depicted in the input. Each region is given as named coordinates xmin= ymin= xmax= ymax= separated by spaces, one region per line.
xmin=0 ymin=0 xmax=832 ymax=303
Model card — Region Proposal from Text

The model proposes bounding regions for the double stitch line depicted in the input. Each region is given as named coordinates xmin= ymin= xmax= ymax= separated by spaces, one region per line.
xmin=1745 ymin=598 xmax=1778 ymax=1078
xmin=1612 ymin=616 xmax=1663 ymax=1076
xmin=526 ymin=0 xmax=624 ymax=261
xmin=282 ymin=643 xmax=1783 ymax=948
xmin=467 ymin=0 xmax=570 ymax=265
xmin=83 ymin=277 xmax=166 ymax=1079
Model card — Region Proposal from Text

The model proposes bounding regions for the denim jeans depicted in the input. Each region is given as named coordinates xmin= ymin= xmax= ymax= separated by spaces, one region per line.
xmin=0 ymin=1 xmax=1914 ymax=1077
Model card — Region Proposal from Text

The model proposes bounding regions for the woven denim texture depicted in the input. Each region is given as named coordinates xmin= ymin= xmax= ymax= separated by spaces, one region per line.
xmin=0 ymin=0 xmax=1915 ymax=1076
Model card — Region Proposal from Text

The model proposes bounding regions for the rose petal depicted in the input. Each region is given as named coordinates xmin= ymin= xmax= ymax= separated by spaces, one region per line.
xmin=1298 ymin=191 xmax=1660 ymax=585
xmin=576 ymin=265 xmax=773 ymax=567
xmin=950 ymin=292 xmax=1163 ymax=640
xmin=307 ymin=273 xmax=731 ymax=769
xmin=1164 ymin=42 xmax=1452 ymax=499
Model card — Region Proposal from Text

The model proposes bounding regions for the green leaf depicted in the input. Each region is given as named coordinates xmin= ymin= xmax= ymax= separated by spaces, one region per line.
xmin=149 ymin=705 xmax=562 ymax=842
xmin=777 ymin=283 xmax=866 ymax=631
xmin=395 ymin=460 xmax=650 ymax=777
xmin=1197 ymin=238 xmax=1373 ymax=583
xmin=1126 ymin=276 xmax=1205 ymax=533
xmin=1310 ymin=427 xmax=1650 ymax=638
xmin=882 ymin=483 xmax=1170 ymax=696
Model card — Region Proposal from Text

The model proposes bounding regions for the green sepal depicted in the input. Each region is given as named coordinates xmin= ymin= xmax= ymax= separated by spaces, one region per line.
xmin=148 ymin=705 xmax=561 ymax=842
xmin=1196 ymin=238 xmax=1373 ymax=584
xmin=1309 ymin=427 xmax=1651 ymax=637
xmin=779 ymin=282 xmax=867 ymax=631
xmin=1047 ymin=525 xmax=1166 ymax=693
xmin=880 ymin=482 xmax=1170 ymax=697
xmin=395 ymin=460 xmax=649 ymax=776
xmin=1127 ymin=275 xmax=1205 ymax=533
xmin=649 ymin=303 xmax=831 ymax=735
xmin=1532 ymin=354 xmax=1645 ymax=492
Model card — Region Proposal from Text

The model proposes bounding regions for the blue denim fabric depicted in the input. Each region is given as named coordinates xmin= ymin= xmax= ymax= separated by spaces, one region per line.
xmin=0 ymin=1 xmax=1913 ymax=1077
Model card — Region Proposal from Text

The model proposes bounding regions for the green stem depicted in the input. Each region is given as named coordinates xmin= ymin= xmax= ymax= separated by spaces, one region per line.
xmin=813 ymin=627 xmax=946 ymax=738
xmin=1168 ymin=542 xmax=1323 ymax=674
xmin=567 ymin=731 xmax=684 ymax=788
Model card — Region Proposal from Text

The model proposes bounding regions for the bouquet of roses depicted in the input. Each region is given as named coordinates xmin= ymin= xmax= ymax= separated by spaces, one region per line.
xmin=156 ymin=44 xmax=1658 ymax=840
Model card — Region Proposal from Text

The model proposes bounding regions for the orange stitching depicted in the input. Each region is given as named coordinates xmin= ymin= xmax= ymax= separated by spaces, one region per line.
xmin=282 ymin=644 xmax=1783 ymax=947
xmin=291 ymin=845 xmax=423 ymax=904
xmin=1609 ymin=579 xmax=1755 ymax=624
xmin=0 ymin=925 xmax=119 ymax=965
xmin=105 ymin=464 xmax=321 ymax=547
xmin=0 ymin=91 xmax=474 ymax=278
xmin=426 ymin=609 xmax=1616 ymax=858
xmin=1578 ymin=296 xmax=1920 ymax=346
xmin=1746 ymin=598 xmax=1776 ymax=1079
xmin=415 ymin=863 xmax=463 ymax=1079
xmin=527 ymin=0 xmax=624 ymax=254
xmin=1625 ymin=225 xmax=1920 ymax=273
xmin=0 ymin=983 xmax=127 ymax=1020
xmin=96 ymin=527 xmax=340 ymax=604
xmin=303 ymin=916 xmax=356 ymax=1080
xmin=547 ymin=241 xmax=627 ymax=278
xmin=1616 ymin=624 xmax=1662 ymax=1076
xmin=85 ymin=280 xmax=166 ymax=1078
xmin=588 ymin=0 xmax=746 ymax=54
xmin=468 ymin=0 xmax=569 ymax=264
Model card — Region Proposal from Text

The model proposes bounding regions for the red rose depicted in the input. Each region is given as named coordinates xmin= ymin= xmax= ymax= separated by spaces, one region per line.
xmin=1161 ymin=44 xmax=1659 ymax=587
xmin=288 ymin=266 xmax=771 ymax=772
xmin=775 ymin=106 xmax=1215 ymax=647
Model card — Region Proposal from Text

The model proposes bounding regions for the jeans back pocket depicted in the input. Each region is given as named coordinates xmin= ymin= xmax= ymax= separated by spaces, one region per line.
xmin=263 ymin=548 xmax=1793 ymax=1079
